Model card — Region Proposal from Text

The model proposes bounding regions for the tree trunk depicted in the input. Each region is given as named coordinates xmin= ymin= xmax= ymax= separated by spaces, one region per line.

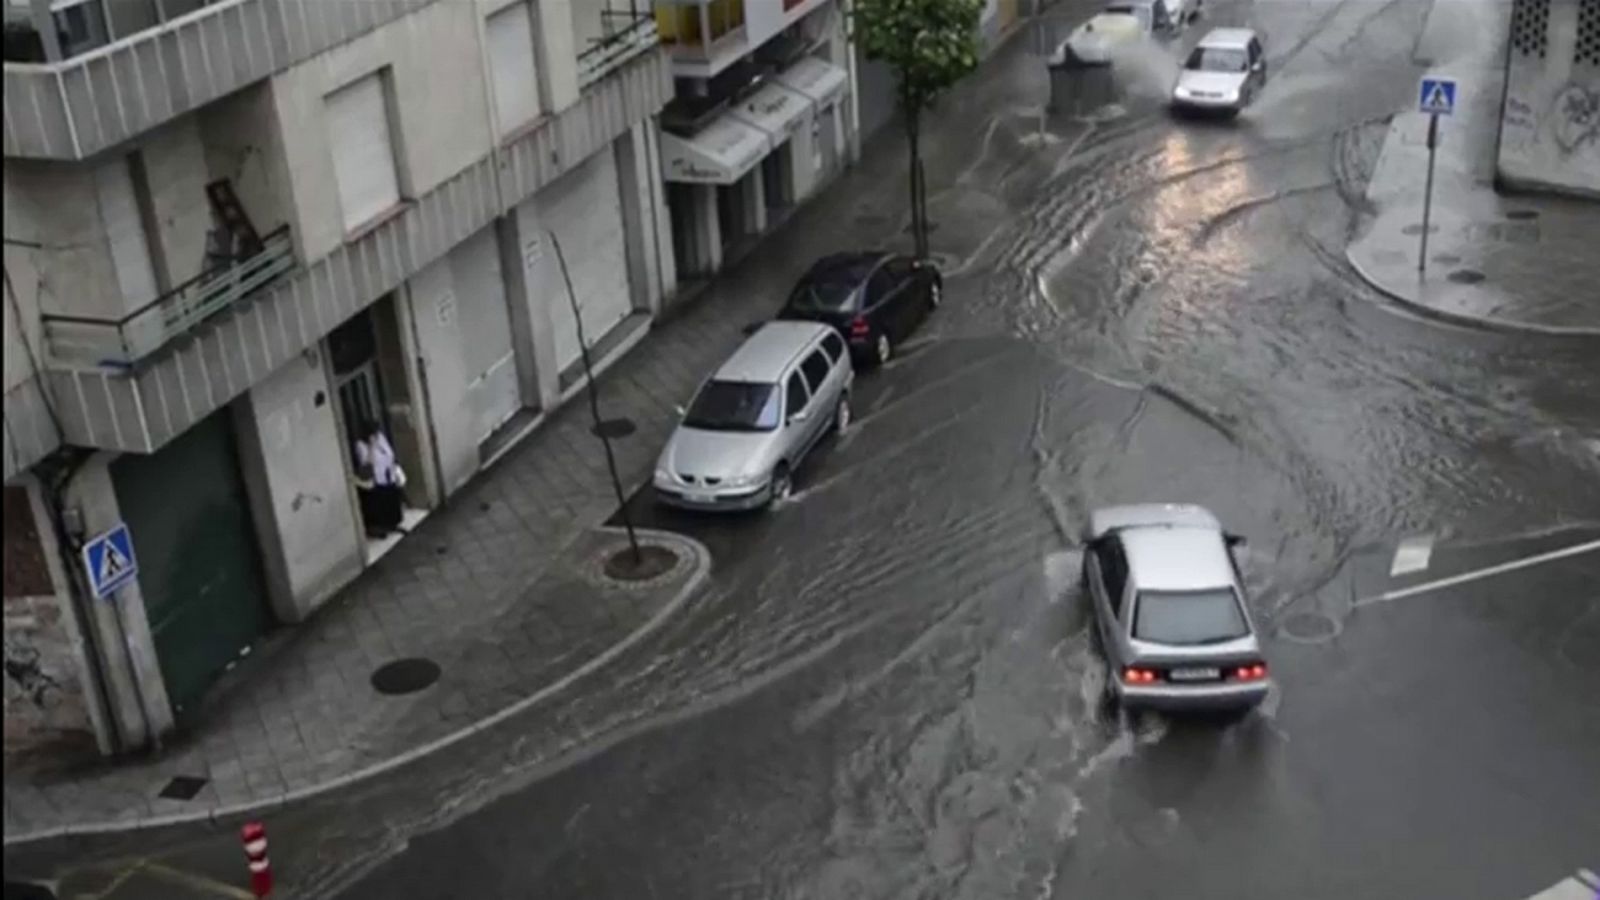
xmin=907 ymin=108 xmax=927 ymax=258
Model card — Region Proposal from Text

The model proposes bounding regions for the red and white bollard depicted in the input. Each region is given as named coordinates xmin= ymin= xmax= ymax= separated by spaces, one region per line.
xmin=241 ymin=821 xmax=273 ymax=897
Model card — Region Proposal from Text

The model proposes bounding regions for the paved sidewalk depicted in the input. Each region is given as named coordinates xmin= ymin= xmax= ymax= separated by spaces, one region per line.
xmin=1346 ymin=0 xmax=1600 ymax=335
xmin=2 ymin=12 xmax=1068 ymax=845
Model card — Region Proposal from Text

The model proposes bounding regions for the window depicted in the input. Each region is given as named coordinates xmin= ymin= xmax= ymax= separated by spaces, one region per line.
xmin=706 ymin=0 xmax=744 ymax=40
xmin=1097 ymin=540 xmax=1129 ymax=617
xmin=787 ymin=265 xmax=868 ymax=313
xmin=487 ymin=3 xmax=542 ymax=137
xmin=683 ymin=381 xmax=780 ymax=432
xmin=799 ymin=350 xmax=831 ymax=394
xmin=821 ymin=332 xmax=846 ymax=363
xmin=1185 ymin=46 xmax=1248 ymax=72
xmin=1132 ymin=589 xmax=1250 ymax=645
xmin=327 ymin=73 xmax=402 ymax=233
xmin=785 ymin=371 xmax=809 ymax=418
xmin=654 ymin=5 xmax=702 ymax=45
xmin=865 ymin=267 xmax=896 ymax=305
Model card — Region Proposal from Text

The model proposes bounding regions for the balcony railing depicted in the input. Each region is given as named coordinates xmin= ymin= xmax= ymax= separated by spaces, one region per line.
xmin=576 ymin=8 xmax=659 ymax=88
xmin=42 ymin=226 xmax=295 ymax=370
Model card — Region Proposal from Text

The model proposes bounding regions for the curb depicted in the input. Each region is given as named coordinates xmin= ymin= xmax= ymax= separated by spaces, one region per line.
xmin=1344 ymin=246 xmax=1600 ymax=338
xmin=2 ymin=527 xmax=711 ymax=849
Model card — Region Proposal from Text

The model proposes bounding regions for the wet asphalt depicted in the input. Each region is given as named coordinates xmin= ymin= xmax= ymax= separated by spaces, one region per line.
xmin=9 ymin=1 xmax=1599 ymax=898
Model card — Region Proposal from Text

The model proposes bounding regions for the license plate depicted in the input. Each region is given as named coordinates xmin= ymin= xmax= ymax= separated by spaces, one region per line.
xmin=684 ymin=491 xmax=715 ymax=504
xmin=1169 ymin=667 xmax=1221 ymax=682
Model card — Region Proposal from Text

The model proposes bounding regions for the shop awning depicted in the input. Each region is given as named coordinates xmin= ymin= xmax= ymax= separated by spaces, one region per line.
xmin=775 ymin=56 xmax=849 ymax=109
xmin=727 ymin=81 xmax=812 ymax=144
xmin=661 ymin=115 xmax=770 ymax=184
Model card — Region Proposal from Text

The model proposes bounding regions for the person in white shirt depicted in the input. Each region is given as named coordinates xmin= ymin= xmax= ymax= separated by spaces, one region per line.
xmin=354 ymin=419 xmax=406 ymax=537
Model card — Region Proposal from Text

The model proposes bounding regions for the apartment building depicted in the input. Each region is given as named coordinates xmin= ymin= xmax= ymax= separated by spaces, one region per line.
xmin=653 ymin=0 xmax=858 ymax=280
xmin=2 ymin=0 xmax=678 ymax=758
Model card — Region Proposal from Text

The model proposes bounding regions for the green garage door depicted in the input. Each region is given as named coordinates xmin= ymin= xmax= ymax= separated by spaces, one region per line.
xmin=112 ymin=411 xmax=271 ymax=719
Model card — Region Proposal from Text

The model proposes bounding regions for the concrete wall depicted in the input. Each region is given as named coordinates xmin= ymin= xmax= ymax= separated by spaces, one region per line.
xmin=234 ymin=349 xmax=365 ymax=623
xmin=3 ymin=480 xmax=109 ymax=762
xmin=138 ymin=117 xmax=215 ymax=293
xmin=199 ymin=82 xmax=296 ymax=240
xmin=269 ymin=1 xmax=495 ymax=264
xmin=2 ymin=162 xmax=121 ymax=322
xmin=1497 ymin=0 xmax=1600 ymax=197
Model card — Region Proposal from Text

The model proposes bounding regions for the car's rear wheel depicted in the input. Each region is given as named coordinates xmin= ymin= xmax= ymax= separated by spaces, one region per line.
xmin=875 ymin=333 xmax=893 ymax=366
xmin=768 ymin=463 xmax=793 ymax=508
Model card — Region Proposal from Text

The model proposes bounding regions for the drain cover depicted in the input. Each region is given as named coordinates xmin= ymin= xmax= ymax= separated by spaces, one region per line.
xmin=603 ymin=544 xmax=680 ymax=583
xmin=157 ymin=775 xmax=208 ymax=801
xmin=591 ymin=418 xmax=636 ymax=439
xmin=1281 ymin=612 xmax=1339 ymax=643
xmin=371 ymin=658 xmax=442 ymax=696
xmin=1506 ymin=209 xmax=1540 ymax=221
xmin=1447 ymin=269 xmax=1487 ymax=285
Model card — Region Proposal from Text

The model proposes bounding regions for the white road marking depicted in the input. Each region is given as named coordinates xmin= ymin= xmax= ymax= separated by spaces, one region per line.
xmin=1518 ymin=873 xmax=1599 ymax=900
xmin=1389 ymin=534 xmax=1435 ymax=576
xmin=1358 ymin=539 xmax=1600 ymax=606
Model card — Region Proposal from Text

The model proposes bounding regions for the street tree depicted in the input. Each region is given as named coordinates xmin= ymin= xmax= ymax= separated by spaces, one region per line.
xmin=851 ymin=0 xmax=983 ymax=258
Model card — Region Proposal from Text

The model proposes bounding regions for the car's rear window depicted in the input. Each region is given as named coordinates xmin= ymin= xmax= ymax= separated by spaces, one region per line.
xmin=1133 ymin=589 xmax=1249 ymax=645
xmin=788 ymin=266 xmax=869 ymax=313
xmin=682 ymin=381 xmax=780 ymax=432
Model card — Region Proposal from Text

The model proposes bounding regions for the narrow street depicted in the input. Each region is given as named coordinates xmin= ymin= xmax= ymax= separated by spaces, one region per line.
xmin=9 ymin=0 xmax=1598 ymax=897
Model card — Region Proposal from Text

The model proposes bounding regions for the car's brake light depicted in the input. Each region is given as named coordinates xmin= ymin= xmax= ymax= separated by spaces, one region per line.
xmin=1122 ymin=667 xmax=1159 ymax=684
xmin=1234 ymin=663 xmax=1268 ymax=680
xmin=849 ymin=315 xmax=869 ymax=338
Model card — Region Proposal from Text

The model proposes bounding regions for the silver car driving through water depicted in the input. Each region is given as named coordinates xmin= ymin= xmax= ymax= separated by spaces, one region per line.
xmin=654 ymin=321 xmax=853 ymax=512
xmin=1082 ymin=503 xmax=1272 ymax=712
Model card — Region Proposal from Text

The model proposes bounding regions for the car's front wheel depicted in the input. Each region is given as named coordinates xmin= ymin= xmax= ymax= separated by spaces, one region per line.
xmin=834 ymin=395 xmax=851 ymax=433
xmin=767 ymin=463 xmax=793 ymax=508
xmin=928 ymin=278 xmax=943 ymax=309
xmin=875 ymin=333 xmax=893 ymax=366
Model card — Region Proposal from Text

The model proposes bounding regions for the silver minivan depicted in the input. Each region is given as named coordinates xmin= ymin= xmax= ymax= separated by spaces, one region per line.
xmin=654 ymin=321 xmax=853 ymax=511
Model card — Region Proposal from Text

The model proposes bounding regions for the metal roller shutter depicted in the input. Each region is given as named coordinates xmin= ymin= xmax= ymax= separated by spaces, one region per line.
xmin=543 ymin=151 xmax=634 ymax=372
xmin=327 ymin=74 xmax=401 ymax=232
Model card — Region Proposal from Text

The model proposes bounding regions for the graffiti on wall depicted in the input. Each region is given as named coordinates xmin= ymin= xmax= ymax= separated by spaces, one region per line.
xmin=1550 ymin=81 xmax=1600 ymax=155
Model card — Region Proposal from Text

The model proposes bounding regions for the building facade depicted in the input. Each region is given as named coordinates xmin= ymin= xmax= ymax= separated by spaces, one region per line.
xmin=653 ymin=0 xmax=859 ymax=281
xmin=1496 ymin=0 xmax=1600 ymax=198
xmin=2 ymin=0 xmax=679 ymax=757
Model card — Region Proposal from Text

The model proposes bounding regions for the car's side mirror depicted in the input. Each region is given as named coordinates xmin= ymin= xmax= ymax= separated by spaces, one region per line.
xmin=1251 ymin=61 xmax=1264 ymax=72
xmin=788 ymin=411 xmax=809 ymax=425
xmin=674 ymin=404 xmax=686 ymax=416
xmin=1225 ymin=533 xmax=1247 ymax=548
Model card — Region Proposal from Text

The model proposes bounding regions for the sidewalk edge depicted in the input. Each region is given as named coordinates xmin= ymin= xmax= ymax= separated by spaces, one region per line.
xmin=1344 ymin=245 xmax=1600 ymax=338
xmin=2 ymin=527 xmax=711 ymax=848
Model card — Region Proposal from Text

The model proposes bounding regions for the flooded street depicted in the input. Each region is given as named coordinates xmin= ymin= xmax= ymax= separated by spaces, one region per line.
xmin=325 ymin=2 xmax=1599 ymax=897
xmin=12 ymin=2 xmax=1595 ymax=898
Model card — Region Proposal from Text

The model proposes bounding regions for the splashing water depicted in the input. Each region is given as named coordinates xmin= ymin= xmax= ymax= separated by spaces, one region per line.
xmin=1108 ymin=37 xmax=1182 ymax=102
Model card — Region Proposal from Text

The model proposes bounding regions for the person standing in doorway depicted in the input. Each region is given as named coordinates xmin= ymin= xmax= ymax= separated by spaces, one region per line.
xmin=354 ymin=419 xmax=406 ymax=538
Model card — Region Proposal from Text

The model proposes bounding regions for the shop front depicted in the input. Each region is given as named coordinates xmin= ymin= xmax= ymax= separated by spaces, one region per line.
xmin=661 ymin=113 xmax=770 ymax=277
xmin=773 ymin=54 xmax=851 ymax=199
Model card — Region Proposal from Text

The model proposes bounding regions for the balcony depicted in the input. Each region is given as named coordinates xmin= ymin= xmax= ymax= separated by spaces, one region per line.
xmin=576 ymin=3 xmax=660 ymax=88
xmin=41 ymin=226 xmax=295 ymax=370
xmin=3 ymin=0 xmax=434 ymax=160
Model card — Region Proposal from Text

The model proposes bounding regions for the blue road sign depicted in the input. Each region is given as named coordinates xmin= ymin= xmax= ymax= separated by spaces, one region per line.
xmin=82 ymin=523 xmax=138 ymax=599
xmin=1419 ymin=77 xmax=1458 ymax=116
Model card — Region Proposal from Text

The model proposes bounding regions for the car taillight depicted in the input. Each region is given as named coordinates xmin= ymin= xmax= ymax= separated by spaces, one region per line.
xmin=1122 ymin=667 xmax=1159 ymax=684
xmin=1234 ymin=663 xmax=1268 ymax=680
xmin=849 ymin=315 xmax=869 ymax=338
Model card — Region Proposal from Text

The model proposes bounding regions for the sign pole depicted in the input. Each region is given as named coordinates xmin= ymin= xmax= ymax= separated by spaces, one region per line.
xmin=1419 ymin=111 xmax=1439 ymax=276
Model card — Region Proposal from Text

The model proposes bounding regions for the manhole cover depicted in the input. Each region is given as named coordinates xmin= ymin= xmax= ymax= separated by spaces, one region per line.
xmin=1506 ymin=209 xmax=1540 ymax=221
xmin=1431 ymin=253 xmax=1461 ymax=265
xmin=371 ymin=658 xmax=441 ymax=696
xmin=603 ymin=544 xmax=680 ymax=583
xmin=1401 ymin=223 xmax=1439 ymax=236
xmin=157 ymin=775 xmax=208 ymax=801
xmin=1280 ymin=612 xmax=1339 ymax=643
xmin=1447 ymin=269 xmax=1487 ymax=285
xmin=591 ymin=417 xmax=636 ymax=439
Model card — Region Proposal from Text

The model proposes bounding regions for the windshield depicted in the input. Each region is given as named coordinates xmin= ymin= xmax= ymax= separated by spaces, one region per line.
xmin=682 ymin=381 xmax=781 ymax=432
xmin=1133 ymin=589 xmax=1250 ymax=645
xmin=788 ymin=271 xmax=865 ymax=313
xmin=1186 ymin=47 xmax=1249 ymax=73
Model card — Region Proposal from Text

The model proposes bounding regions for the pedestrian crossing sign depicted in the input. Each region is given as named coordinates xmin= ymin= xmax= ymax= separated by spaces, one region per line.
xmin=82 ymin=523 xmax=139 ymax=599
xmin=1419 ymin=77 xmax=1457 ymax=116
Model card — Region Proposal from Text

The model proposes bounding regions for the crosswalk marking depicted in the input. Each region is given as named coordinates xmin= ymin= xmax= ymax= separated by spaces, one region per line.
xmin=1388 ymin=534 xmax=1434 ymax=576
xmin=1359 ymin=538 xmax=1600 ymax=606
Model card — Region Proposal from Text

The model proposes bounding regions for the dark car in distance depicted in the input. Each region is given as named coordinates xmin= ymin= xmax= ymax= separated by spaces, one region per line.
xmin=777 ymin=252 xmax=942 ymax=366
